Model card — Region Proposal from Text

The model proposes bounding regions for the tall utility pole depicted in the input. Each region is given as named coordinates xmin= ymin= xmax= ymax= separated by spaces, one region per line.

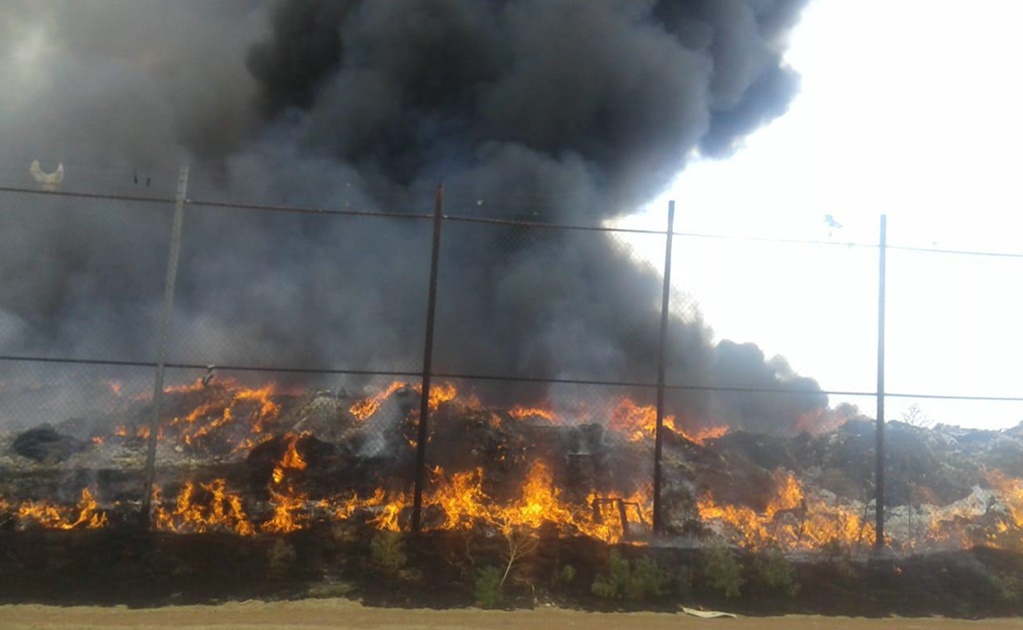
xmin=141 ymin=165 xmax=189 ymax=528
xmin=875 ymin=214 xmax=888 ymax=550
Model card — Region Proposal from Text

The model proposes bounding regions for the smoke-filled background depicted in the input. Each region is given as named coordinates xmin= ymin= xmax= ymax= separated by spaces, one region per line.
xmin=0 ymin=0 xmax=826 ymax=434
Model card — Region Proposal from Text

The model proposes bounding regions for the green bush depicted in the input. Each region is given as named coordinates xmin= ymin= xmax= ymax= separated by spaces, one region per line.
xmin=591 ymin=550 xmax=669 ymax=601
xmin=992 ymin=573 xmax=1023 ymax=602
xmin=555 ymin=564 xmax=577 ymax=588
xmin=474 ymin=565 xmax=505 ymax=608
xmin=753 ymin=546 xmax=799 ymax=596
xmin=267 ymin=539 xmax=297 ymax=579
xmin=626 ymin=557 xmax=670 ymax=600
xmin=369 ymin=530 xmax=407 ymax=575
xmin=702 ymin=545 xmax=744 ymax=598
xmin=591 ymin=551 xmax=631 ymax=599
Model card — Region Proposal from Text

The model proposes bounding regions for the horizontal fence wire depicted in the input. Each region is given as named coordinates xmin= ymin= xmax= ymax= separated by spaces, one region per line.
xmin=6 ymin=354 xmax=1023 ymax=403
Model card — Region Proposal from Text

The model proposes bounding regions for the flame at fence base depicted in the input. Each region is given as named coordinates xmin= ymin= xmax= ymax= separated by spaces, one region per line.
xmin=6 ymin=380 xmax=1023 ymax=554
xmin=153 ymin=480 xmax=255 ymax=536
xmin=0 ymin=488 xmax=108 ymax=531
xmin=696 ymin=470 xmax=1023 ymax=553
xmin=145 ymin=461 xmax=648 ymax=543
xmin=698 ymin=471 xmax=879 ymax=551
xmin=5 ymin=470 xmax=1023 ymax=553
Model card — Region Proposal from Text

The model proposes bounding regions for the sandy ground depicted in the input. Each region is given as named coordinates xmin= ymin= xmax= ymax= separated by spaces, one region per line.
xmin=0 ymin=600 xmax=1019 ymax=630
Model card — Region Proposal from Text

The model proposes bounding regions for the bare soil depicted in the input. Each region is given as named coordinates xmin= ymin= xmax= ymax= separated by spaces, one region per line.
xmin=0 ymin=601 xmax=1020 ymax=630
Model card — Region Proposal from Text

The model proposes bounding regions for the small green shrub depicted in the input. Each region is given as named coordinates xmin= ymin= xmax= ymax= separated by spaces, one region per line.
xmin=267 ymin=539 xmax=297 ymax=579
xmin=591 ymin=550 xmax=669 ymax=601
xmin=474 ymin=565 xmax=505 ymax=608
xmin=753 ymin=547 xmax=799 ymax=596
xmin=591 ymin=550 xmax=632 ymax=599
xmin=992 ymin=573 xmax=1023 ymax=602
xmin=702 ymin=545 xmax=744 ymax=598
xmin=555 ymin=564 xmax=577 ymax=588
xmin=369 ymin=530 xmax=407 ymax=575
xmin=626 ymin=557 xmax=670 ymax=600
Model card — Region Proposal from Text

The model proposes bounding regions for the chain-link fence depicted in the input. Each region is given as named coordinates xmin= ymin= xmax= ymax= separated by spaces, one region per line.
xmin=3 ymin=170 xmax=1023 ymax=554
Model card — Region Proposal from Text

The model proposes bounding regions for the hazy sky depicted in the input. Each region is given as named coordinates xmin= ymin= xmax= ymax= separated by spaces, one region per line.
xmin=624 ymin=0 xmax=1023 ymax=429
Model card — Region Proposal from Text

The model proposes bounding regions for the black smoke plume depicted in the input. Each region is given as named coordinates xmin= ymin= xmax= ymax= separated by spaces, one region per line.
xmin=0 ymin=0 xmax=823 ymax=434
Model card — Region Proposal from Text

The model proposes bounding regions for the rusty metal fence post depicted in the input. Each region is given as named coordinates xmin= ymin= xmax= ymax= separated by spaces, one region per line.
xmin=412 ymin=184 xmax=444 ymax=532
xmin=141 ymin=165 xmax=189 ymax=528
xmin=652 ymin=200 xmax=676 ymax=535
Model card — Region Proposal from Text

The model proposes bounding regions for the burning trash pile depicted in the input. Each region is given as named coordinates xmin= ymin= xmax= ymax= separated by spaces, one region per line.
xmin=0 ymin=379 xmax=656 ymax=543
xmin=2 ymin=378 xmax=1023 ymax=557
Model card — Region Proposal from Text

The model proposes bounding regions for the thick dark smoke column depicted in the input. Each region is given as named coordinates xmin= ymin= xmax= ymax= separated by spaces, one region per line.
xmin=248 ymin=0 xmax=806 ymax=215
xmin=0 ymin=0 xmax=824 ymax=434
xmin=244 ymin=0 xmax=822 ymax=429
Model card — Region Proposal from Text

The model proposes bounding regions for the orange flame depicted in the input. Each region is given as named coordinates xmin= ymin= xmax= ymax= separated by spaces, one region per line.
xmin=103 ymin=380 xmax=124 ymax=397
xmin=509 ymin=406 xmax=557 ymax=423
xmin=12 ymin=488 xmax=108 ymax=530
xmin=349 ymin=380 xmax=460 ymax=422
xmin=349 ymin=381 xmax=410 ymax=421
xmin=676 ymin=424 xmax=729 ymax=445
xmin=170 ymin=384 xmax=281 ymax=449
xmin=427 ymin=382 xmax=458 ymax=410
xmin=272 ymin=433 xmax=308 ymax=485
xmin=988 ymin=471 xmax=1023 ymax=530
xmin=153 ymin=480 xmax=255 ymax=536
xmin=264 ymin=432 xmax=311 ymax=534
xmin=698 ymin=470 xmax=875 ymax=551
xmin=610 ymin=399 xmax=727 ymax=445
xmin=262 ymin=485 xmax=308 ymax=534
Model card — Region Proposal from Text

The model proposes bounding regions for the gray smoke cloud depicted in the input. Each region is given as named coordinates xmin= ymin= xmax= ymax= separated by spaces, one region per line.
xmin=0 ymin=0 xmax=824 ymax=434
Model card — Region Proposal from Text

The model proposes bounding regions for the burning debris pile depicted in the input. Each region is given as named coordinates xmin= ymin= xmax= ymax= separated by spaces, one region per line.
xmin=2 ymin=379 xmax=1023 ymax=556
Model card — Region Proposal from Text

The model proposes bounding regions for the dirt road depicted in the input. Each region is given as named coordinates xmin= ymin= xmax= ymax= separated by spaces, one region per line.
xmin=0 ymin=600 xmax=1018 ymax=630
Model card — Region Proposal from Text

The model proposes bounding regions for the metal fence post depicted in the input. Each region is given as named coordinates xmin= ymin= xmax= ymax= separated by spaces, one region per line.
xmin=652 ymin=200 xmax=676 ymax=535
xmin=141 ymin=165 xmax=189 ymax=529
xmin=875 ymin=213 xmax=888 ymax=550
xmin=412 ymin=184 xmax=444 ymax=532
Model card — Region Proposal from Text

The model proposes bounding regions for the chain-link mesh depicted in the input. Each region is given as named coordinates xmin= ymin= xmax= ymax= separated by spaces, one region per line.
xmin=167 ymin=202 xmax=431 ymax=375
xmin=0 ymin=189 xmax=174 ymax=528
xmin=434 ymin=220 xmax=665 ymax=385
xmin=415 ymin=378 xmax=656 ymax=542
xmin=3 ymin=181 xmax=1023 ymax=556
xmin=887 ymin=247 xmax=1023 ymax=421
xmin=0 ymin=189 xmax=173 ymax=363
xmin=0 ymin=360 xmax=153 ymax=530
